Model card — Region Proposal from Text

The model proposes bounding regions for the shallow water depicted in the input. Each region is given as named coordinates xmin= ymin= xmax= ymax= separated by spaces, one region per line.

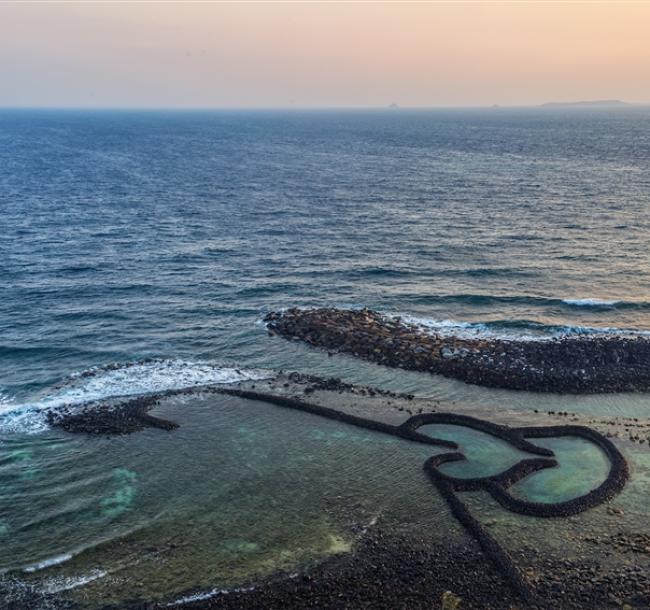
xmin=0 ymin=394 xmax=459 ymax=607
xmin=418 ymin=424 xmax=610 ymax=502
xmin=2 ymin=392 xmax=646 ymax=608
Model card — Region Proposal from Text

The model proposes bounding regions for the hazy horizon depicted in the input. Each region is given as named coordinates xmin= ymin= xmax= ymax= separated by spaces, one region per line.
xmin=2 ymin=2 xmax=650 ymax=108
xmin=0 ymin=102 xmax=647 ymax=111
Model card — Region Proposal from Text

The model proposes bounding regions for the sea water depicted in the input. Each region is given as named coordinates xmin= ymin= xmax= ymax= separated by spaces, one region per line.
xmin=2 ymin=108 xmax=650 ymax=606
xmin=2 ymin=108 xmax=650 ymax=418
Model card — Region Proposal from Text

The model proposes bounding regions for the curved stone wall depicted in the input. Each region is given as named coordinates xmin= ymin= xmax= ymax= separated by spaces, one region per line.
xmin=217 ymin=389 xmax=630 ymax=604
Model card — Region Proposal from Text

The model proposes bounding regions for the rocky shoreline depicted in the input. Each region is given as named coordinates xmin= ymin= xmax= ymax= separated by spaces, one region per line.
xmin=135 ymin=527 xmax=650 ymax=610
xmin=265 ymin=307 xmax=650 ymax=393
xmin=152 ymin=529 xmax=518 ymax=610
xmin=29 ymin=373 xmax=650 ymax=609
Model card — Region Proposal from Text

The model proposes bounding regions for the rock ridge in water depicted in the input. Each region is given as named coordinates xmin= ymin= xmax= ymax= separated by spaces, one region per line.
xmin=265 ymin=307 xmax=650 ymax=393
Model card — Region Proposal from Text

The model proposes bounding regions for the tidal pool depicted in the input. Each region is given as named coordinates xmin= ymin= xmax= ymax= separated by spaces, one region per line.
xmin=418 ymin=424 xmax=611 ymax=504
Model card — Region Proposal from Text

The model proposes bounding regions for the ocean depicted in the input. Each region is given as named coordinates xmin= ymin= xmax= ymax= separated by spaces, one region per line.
xmin=3 ymin=107 xmax=650 ymax=425
xmin=2 ymin=107 xmax=650 ymax=607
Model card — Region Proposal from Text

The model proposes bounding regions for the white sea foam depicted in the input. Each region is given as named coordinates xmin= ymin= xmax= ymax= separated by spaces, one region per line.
xmin=395 ymin=314 xmax=538 ymax=340
xmin=0 ymin=359 xmax=272 ymax=436
xmin=41 ymin=569 xmax=108 ymax=593
xmin=168 ymin=584 xmax=256 ymax=605
xmin=562 ymin=298 xmax=620 ymax=307
xmin=393 ymin=313 xmax=650 ymax=342
xmin=23 ymin=553 xmax=73 ymax=573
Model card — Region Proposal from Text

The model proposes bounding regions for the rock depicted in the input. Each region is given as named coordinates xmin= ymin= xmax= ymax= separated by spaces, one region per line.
xmin=263 ymin=307 xmax=650 ymax=394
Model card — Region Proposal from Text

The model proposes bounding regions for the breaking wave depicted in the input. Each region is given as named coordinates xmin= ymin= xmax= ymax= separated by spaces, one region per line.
xmin=23 ymin=553 xmax=73 ymax=573
xmin=561 ymin=298 xmax=621 ymax=308
xmin=0 ymin=359 xmax=271 ymax=435
xmin=395 ymin=313 xmax=650 ymax=341
xmin=40 ymin=569 xmax=108 ymax=594
xmin=409 ymin=293 xmax=646 ymax=310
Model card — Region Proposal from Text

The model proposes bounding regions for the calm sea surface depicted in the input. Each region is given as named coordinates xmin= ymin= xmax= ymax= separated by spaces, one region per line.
xmin=2 ymin=108 xmax=650 ymax=607
xmin=3 ymin=109 xmax=650 ymax=406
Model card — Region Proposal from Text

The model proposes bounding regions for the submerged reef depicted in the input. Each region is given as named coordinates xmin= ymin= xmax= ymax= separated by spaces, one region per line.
xmin=265 ymin=307 xmax=650 ymax=393
xmin=45 ymin=379 xmax=630 ymax=607
xmin=218 ymin=389 xmax=629 ymax=605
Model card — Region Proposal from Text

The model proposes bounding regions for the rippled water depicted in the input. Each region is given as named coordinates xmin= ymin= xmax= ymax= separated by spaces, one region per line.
xmin=2 ymin=108 xmax=650 ymax=408
xmin=0 ymin=394 xmax=455 ymax=607
xmin=2 ymin=108 xmax=650 ymax=606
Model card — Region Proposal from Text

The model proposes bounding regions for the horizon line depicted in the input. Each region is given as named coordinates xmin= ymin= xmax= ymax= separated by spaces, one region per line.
xmin=1 ymin=102 xmax=648 ymax=112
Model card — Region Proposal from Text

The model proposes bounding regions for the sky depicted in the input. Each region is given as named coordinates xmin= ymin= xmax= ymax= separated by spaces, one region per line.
xmin=1 ymin=1 xmax=650 ymax=108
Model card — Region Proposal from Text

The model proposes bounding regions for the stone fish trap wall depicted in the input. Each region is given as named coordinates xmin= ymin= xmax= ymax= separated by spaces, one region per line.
xmin=265 ymin=307 xmax=650 ymax=393
xmin=46 ymin=384 xmax=629 ymax=605
xmin=218 ymin=389 xmax=629 ymax=605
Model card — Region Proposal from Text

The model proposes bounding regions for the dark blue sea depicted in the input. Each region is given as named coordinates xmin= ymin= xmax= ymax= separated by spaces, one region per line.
xmin=3 ymin=108 xmax=650 ymax=608
xmin=2 ymin=107 xmax=650 ymax=426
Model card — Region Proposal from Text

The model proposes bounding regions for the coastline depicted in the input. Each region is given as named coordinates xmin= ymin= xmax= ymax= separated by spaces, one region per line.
xmin=35 ymin=372 xmax=650 ymax=610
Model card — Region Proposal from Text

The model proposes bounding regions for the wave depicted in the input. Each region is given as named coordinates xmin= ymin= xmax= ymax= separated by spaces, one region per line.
xmin=454 ymin=267 xmax=538 ymax=278
xmin=0 ymin=359 xmax=272 ymax=436
xmin=0 ymin=344 xmax=114 ymax=362
xmin=340 ymin=267 xmax=540 ymax=280
xmin=168 ymin=584 xmax=256 ymax=606
xmin=41 ymin=569 xmax=107 ymax=593
xmin=23 ymin=553 xmax=73 ymax=573
xmin=561 ymin=298 xmax=621 ymax=308
xmin=409 ymin=293 xmax=649 ymax=311
xmin=395 ymin=313 xmax=650 ymax=341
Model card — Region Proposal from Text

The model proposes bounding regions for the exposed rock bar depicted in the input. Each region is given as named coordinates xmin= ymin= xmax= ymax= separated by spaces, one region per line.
xmin=265 ymin=307 xmax=650 ymax=393
xmin=46 ymin=395 xmax=179 ymax=435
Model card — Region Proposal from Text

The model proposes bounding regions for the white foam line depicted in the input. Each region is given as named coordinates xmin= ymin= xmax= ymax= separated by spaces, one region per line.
xmin=562 ymin=298 xmax=621 ymax=307
xmin=0 ymin=360 xmax=273 ymax=435
xmin=394 ymin=313 xmax=546 ymax=341
xmin=168 ymin=584 xmax=256 ymax=606
xmin=41 ymin=569 xmax=108 ymax=593
xmin=23 ymin=553 xmax=73 ymax=573
xmin=392 ymin=313 xmax=650 ymax=341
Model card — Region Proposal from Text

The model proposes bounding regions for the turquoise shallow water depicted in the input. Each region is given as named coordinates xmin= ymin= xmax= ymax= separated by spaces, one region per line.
xmin=1 ymin=393 xmax=639 ymax=609
xmin=511 ymin=437 xmax=609 ymax=503
xmin=418 ymin=424 xmax=610 ymax=502
xmin=0 ymin=395 xmax=453 ymax=607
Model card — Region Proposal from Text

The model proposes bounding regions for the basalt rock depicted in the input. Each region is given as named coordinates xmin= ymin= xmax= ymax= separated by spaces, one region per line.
xmin=46 ymin=395 xmax=179 ymax=435
xmin=214 ymin=389 xmax=629 ymax=606
xmin=265 ymin=307 xmax=650 ymax=393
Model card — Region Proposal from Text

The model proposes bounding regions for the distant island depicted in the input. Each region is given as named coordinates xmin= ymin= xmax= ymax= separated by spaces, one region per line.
xmin=540 ymin=99 xmax=630 ymax=108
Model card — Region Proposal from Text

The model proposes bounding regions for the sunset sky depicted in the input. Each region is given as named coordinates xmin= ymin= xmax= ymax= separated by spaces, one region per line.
xmin=1 ymin=1 xmax=650 ymax=108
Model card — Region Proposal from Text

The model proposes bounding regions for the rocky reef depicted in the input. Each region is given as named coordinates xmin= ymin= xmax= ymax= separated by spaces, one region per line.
xmin=46 ymin=395 xmax=179 ymax=435
xmin=42 ymin=376 xmax=635 ymax=608
xmin=265 ymin=307 xmax=650 ymax=393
